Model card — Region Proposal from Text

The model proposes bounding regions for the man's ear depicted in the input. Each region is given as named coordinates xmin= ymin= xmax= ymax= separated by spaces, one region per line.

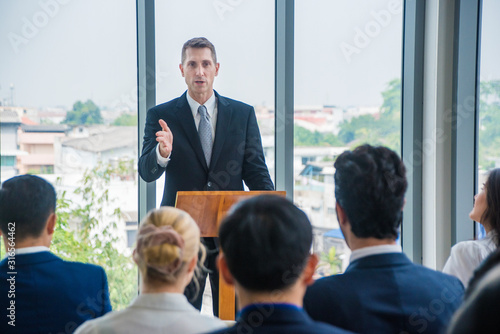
xmin=46 ymin=213 xmax=56 ymax=236
xmin=217 ymin=252 xmax=234 ymax=286
xmin=302 ymin=253 xmax=319 ymax=286
xmin=179 ymin=63 xmax=185 ymax=77
xmin=336 ymin=202 xmax=348 ymax=227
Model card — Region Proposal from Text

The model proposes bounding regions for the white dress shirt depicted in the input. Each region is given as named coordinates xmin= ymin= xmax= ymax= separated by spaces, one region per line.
xmin=74 ymin=293 xmax=225 ymax=334
xmin=156 ymin=92 xmax=217 ymax=167
xmin=350 ymin=244 xmax=402 ymax=263
xmin=443 ymin=231 xmax=497 ymax=287
xmin=14 ymin=246 xmax=50 ymax=255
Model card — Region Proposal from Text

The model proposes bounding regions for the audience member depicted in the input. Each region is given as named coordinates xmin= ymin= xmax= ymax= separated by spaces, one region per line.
xmin=0 ymin=175 xmax=111 ymax=334
xmin=75 ymin=207 xmax=225 ymax=334
xmin=443 ymin=168 xmax=500 ymax=287
xmin=208 ymin=195 xmax=353 ymax=334
xmin=465 ymin=247 xmax=500 ymax=299
xmin=303 ymin=145 xmax=464 ymax=334
xmin=447 ymin=249 xmax=500 ymax=333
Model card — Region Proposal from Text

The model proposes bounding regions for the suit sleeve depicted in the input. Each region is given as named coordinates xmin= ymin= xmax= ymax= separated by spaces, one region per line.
xmin=241 ymin=108 xmax=274 ymax=191
xmin=100 ymin=267 xmax=112 ymax=315
xmin=138 ymin=107 xmax=166 ymax=182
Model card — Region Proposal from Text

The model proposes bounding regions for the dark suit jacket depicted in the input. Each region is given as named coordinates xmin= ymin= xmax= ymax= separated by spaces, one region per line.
xmin=208 ymin=304 xmax=354 ymax=334
xmin=0 ymin=251 xmax=112 ymax=334
xmin=447 ymin=265 xmax=500 ymax=334
xmin=139 ymin=91 xmax=274 ymax=207
xmin=304 ymin=253 xmax=465 ymax=334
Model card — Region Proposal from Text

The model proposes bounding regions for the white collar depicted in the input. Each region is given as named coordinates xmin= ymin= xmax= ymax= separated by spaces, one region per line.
xmin=350 ymin=244 xmax=402 ymax=263
xmin=130 ymin=293 xmax=197 ymax=312
xmin=15 ymin=246 xmax=50 ymax=255
xmin=186 ymin=91 xmax=216 ymax=118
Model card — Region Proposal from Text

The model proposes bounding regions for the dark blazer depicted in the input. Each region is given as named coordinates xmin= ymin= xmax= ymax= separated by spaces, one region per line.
xmin=447 ymin=265 xmax=500 ymax=334
xmin=139 ymin=91 xmax=274 ymax=207
xmin=0 ymin=251 xmax=112 ymax=334
xmin=304 ymin=253 xmax=465 ymax=334
xmin=208 ymin=304 xmax=354 ymax=334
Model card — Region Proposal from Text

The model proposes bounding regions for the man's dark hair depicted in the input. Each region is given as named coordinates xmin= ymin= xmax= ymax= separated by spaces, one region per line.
xmin=181 ymin=37 xmax=217 ymax=65
xmin=0 ymin=175 xmax=56 ymax=240
xmin=218 ymin=195 xmax=313 ymax=292
xmin=334 ymin=144 xmax=407 ymax=239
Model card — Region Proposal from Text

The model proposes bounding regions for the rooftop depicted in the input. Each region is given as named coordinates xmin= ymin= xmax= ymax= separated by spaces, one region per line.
xmin=62 ymin=126 xmax=137 ymax=153
xmin=21 ymin=124 xmax=69 ymax=133
xmin=0 ymin=110 xmax=21 ymax=124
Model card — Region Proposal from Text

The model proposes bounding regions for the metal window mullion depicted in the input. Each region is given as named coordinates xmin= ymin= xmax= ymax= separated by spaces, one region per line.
xmin=275 ymin=0 xmax=294 ymax=200
xmin=401 ymin=0 xmax=425 ymax=264
xmin=451 ymin=0 xmax=481 ymax=244
xmin=137 ymin=0 xmax=156 ymax=223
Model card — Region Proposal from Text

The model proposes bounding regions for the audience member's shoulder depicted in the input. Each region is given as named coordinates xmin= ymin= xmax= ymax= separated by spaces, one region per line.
xmin=304 ymin=274 xmax=346 ymax=308
xmin=308 ymin=272 xmax=347 ymax=290
xmin=62 ymin=258 xmax=106 ymax=275
xmin=410 ymin=260 xmax=465 ymax=297
xmin=447 ymin=265 xmax=500 ymax=334
xmin=207 ymin=321 xmax=353 ymax=334
xmin=450 ymin=239 xmax=485 ymax=257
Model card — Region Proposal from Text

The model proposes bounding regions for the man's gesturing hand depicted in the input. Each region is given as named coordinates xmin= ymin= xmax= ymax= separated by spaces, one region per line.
xmin=156 ymin=119 xmax=173 ymax=158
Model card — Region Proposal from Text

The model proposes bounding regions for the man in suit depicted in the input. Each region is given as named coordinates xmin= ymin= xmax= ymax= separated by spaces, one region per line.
xmin=209 ymin=195 xmax=352 ymax=334
xmin=0 ymin=174 xmax=111 ymax=334
xmin=303 ymin=145 xmax=465 ymax=334
xmin=138 ymin=37 xmax=274 ymax=314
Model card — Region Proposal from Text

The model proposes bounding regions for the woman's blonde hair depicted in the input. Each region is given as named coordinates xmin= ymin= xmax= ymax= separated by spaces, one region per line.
xmin=133 ymin=207 xmax=206 ymax=285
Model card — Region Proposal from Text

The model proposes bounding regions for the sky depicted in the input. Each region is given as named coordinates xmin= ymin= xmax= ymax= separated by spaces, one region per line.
xmin=0 ymin=0 xmax=498 ymax=111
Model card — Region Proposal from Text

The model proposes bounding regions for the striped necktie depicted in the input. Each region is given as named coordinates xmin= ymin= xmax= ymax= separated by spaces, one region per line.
xmin=198 ymin=105 xmax=212 ymax=166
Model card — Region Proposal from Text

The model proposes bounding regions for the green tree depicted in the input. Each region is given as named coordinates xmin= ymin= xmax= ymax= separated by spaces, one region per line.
xmin=113 ymin=113 xmax=137 ymax=126
xmin=294 ymin=126 xmax=343 ymax=147
xmin=51 ymin=162 xmax=137 ymax=310
xmin=63 ymin=99 xmax=103 ymax=125
xmin=338 ymin=78 xmax=401 ymax=152
xmin=478 ymin=80 xmax=500 ymax=170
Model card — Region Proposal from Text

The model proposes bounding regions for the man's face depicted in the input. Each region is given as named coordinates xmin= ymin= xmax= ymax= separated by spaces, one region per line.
xmin=180 ymin=47 xmax=219 ymax=98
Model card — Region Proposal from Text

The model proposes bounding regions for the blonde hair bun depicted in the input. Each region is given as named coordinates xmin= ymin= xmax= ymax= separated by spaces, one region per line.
xmin=134 ymin=223 xmax=185 ymax=275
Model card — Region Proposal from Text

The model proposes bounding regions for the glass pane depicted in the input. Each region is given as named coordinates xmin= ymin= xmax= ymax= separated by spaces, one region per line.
xmin=477 ymin=0 xmax=500 ymax=238
xmin=154 ymin=1 xmax=275 ymax=205
xmin=0 ymin=0 xmax=138 ymax=310
xmin=295 ymin=0 xmax=403 ymax=275
xmin=154 ymin=1 xmax=275 ymax=315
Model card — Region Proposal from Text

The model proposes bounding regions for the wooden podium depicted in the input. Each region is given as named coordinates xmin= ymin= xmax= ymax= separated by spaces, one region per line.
xmin=175 ymin=190 xmax=286 ymax=320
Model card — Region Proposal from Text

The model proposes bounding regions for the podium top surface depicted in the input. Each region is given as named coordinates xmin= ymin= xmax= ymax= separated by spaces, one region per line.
xmin=175 ymin=191 xmax=285 ymax=237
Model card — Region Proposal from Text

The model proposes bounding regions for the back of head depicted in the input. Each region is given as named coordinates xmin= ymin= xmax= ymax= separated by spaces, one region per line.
xmin=0 ymin=175 xmax=56 ymax=241
xmin=447 ymin=264 xmax=500 ymax=334
xmin=134 ymin=207 xmax=201 ymax=283
xmin=334 ymin=144 xmax=407 ymax=239
xmin=218 ymin=195 xmax=313 ymax=292
xmin=482 ymin=168 xmax=500 ymax=244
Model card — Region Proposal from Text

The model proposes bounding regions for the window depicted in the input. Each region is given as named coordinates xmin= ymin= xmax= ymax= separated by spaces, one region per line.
xmin=477 ymin=0 xmax=500 ymax=238
xmin=154 ymin=0 xmax=275 ymax=206
xmin=0 ymin=0 xmax=138 ymax=310
xmin=0 ymin=156 xmax=16 ymax=167
xmin=294 ymin=0 xmax=403 ymax=275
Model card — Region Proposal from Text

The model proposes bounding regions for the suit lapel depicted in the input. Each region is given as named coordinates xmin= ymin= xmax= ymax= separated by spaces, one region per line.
xmin=211 ymin=92 xmax=232 ymax=170
xmin=174 ymin=93 xmax=208 ymax=171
